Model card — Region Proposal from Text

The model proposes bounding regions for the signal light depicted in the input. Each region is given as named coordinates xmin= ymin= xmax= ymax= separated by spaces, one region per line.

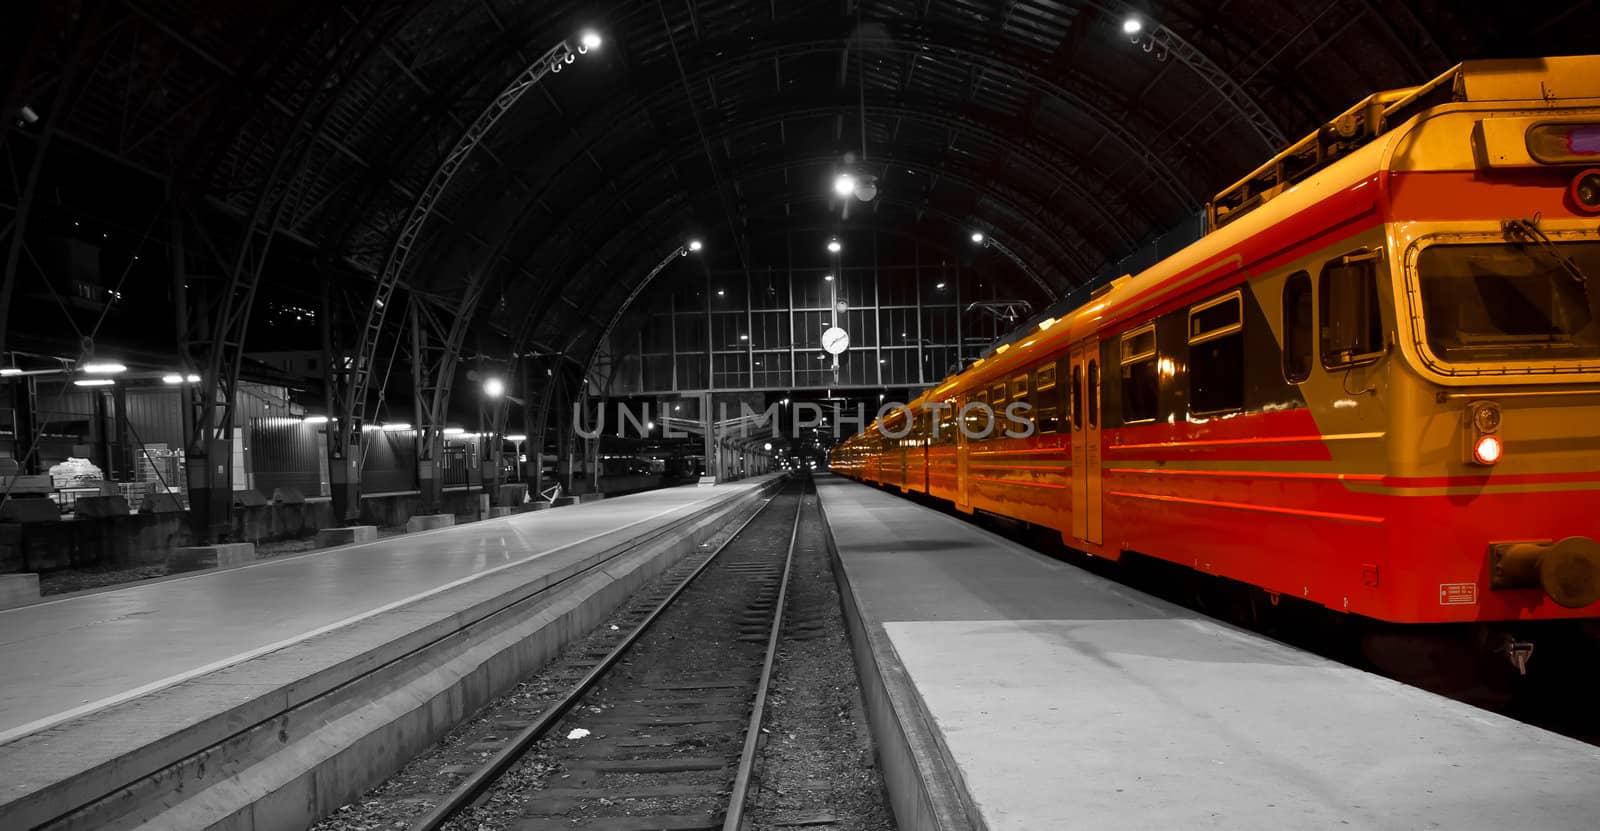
xmin=1570 ymin=168 xmax=1600 ymax=215
xmin=1473 ymin=434 xmax=1503 ymax=465
xmin=1466 ymin=400 xmax=1503 ymax=466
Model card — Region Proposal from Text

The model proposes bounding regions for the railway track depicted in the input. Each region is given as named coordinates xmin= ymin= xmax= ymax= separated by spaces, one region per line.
xmin=405 ymin=479 xmax=809 ymax=831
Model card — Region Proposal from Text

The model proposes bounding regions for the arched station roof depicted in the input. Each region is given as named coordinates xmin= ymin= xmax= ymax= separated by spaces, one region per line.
xmin=4 ymin=0 xmax=1594 ymax=379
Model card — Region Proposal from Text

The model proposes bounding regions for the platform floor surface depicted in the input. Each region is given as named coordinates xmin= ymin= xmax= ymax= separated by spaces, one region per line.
xmin=816 ymin=475 xmax=1600 ymax=831
xmin=0 ymin=483 xmax=759 ymax=744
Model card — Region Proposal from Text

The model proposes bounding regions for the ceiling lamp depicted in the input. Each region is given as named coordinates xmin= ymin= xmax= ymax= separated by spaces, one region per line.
xmin=1123 ymin=17 xmax=1142 ymax=35
xmin=687 ymin=239 xmax=703 ymax=252
xmin=579 ymin=31 xmax=602 ymax=52
xmin=83 ymin=362 xmax=126 ymax=374
xmin=832 ymin=170 xmax=878 ymax=202
xmin=827 ymin=239 xmax=842 ymax=253
xmin=833 ymin=173 xmax=857 ymax=198
xmin=970 ymin=231 xmax=985 ymax=244
xmin=75 ymin=378 xmax=115 ymax=387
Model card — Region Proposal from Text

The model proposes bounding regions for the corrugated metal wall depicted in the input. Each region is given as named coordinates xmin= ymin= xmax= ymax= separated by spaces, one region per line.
xmin=248 ymin=417 xmax=323 ymax=496
xmin=124 ymin=388 xmax=185 ymax=449
xmin=360 ymin=429 xmax=418 ymax=494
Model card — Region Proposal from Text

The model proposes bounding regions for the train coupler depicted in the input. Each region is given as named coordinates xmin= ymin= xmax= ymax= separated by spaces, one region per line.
xmin=1498 ymin=637 xmax=1536 ymax=675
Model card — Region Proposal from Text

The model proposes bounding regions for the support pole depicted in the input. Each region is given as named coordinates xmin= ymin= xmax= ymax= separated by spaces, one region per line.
xmin=701 ymin=391 xmax=714 ymax=482
xmin=322 ymin=279 xmax=360 ymax=523
xmin=411 ymin=302 xmax=440 ymax=513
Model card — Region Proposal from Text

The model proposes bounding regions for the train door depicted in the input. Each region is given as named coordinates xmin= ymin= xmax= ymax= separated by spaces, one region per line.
xmin=955 ymin=394 xmax=972 ymax=511
xmin=1069 ymin=341 xmax=1103 ymax=545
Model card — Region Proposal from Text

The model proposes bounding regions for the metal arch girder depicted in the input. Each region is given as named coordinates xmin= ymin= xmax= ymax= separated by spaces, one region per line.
xmin=1130 ymin=18 xmax=1288 ymax=150
xmin=344 ymin=37 xmax=580 ymax=439
xmin=154 ymin=0 xmax=425 ymax=535
xmin=1075 ymin=0 xmax=1291 ymax=150
xmin=570 ymin=243 xmax=690 ymax=388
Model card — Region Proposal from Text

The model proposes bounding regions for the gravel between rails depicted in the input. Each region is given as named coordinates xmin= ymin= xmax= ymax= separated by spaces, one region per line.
xmin=745 ymin=489 xmax=897 ymax=831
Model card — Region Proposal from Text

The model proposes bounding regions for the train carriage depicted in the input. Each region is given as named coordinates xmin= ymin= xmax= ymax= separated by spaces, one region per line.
xmin=833 ymin=56 xmax=1600 ymax=632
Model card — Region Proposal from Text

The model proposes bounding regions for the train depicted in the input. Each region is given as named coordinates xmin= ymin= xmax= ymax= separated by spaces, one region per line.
xmin=832 ymin=56 xmax=1600 ymax=659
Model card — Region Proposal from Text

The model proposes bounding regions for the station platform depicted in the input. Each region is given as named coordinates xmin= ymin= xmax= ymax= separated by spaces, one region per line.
xmin=815 ymin=474 xmax=1600 ymax=831
xmin=0 ymin=477 xmax=779 ymax=830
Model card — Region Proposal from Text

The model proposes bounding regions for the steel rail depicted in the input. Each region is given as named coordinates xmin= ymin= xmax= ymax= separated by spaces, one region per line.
xmin=722 ymin=480 xmax=806 ymax=831
xmin=408 ymin=480 xmax=800 ymax=831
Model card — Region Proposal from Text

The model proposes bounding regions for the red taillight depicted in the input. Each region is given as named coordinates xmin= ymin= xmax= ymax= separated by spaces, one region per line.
xmin=1473 ymin=434 xmax=1503 ymax=465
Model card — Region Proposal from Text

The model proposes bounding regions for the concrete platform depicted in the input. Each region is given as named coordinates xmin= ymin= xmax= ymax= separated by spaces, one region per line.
xmin=815 ymin=475 xmax=1600 ymax=831
xmin=0 ymin=476 xmax=782 ymax=830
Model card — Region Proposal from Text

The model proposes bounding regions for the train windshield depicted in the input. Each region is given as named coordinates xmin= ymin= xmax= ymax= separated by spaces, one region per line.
xmin=1417 ymin=241 xmax=1600 ymax=363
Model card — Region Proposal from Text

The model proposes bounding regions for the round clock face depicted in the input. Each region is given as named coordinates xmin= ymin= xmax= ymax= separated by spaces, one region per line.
xmin=821 ymin=326 xmax=850 ymax=355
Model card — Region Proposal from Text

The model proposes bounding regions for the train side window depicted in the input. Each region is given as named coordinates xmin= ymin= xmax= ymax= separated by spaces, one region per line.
xmin=1034 ymin=365 xmax=1059 ymax=433
xmin=1087 ymin=359 xmax=1100 ymax=427
xmin=1069 ymin=364 xmax=1084 ymax=430
xmin=990 ymin=383 xmax=1006 ymax=407
xmin=1283 ymin=270 xmax=1313 ymax=383
xmin=1119 ymin=325 xmax=1159 ymax=423
xmin=1321 ymin=250 xmax=1385 ymax=368
xmin=1010 ymin=375 xmax=1028 ymax=403
xmin=939 ymin=399 xmax=958 ymax=444
xmin=970 ymin=391 xmax=990 ymax=440
xmin=1189 ymin=291 xmax=1244 ymax=414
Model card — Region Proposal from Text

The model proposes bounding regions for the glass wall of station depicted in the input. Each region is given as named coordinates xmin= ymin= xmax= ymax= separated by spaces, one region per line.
xmin=610 ymin=231 xmax=1043 ymax=395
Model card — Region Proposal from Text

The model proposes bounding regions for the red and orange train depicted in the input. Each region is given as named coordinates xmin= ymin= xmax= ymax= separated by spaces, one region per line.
xmin=833 ymin=57 xmax=1600 ymax=639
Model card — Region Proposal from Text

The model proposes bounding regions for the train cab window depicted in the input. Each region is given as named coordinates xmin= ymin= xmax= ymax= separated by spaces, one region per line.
xmin=1069 ymin=364 xmax=1084 ymax=429
xmin=1087 ymin=359 xmax=1100 ymax=427
xmin=1283 ymin=270 xmax=1313 ymax=383
xmin=1034 ymin=365 xmax=1059 ymax=433
xmin=1189 ymin=291 xmax=1244 ymax=414
xmin=1321 ymin=250 xmax=1385 ymax=368
xmin=1119 ymin=325 xmax=1159 ymax=423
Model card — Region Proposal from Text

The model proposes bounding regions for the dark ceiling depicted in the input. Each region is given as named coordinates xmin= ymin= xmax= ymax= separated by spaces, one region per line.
xmin=4 ymin=0 xmax=1597 ymax=376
